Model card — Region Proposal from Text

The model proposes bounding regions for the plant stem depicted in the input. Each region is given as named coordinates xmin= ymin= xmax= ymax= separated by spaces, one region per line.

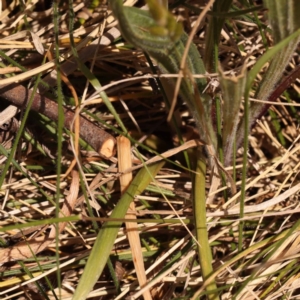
xmin=193 ymin=148 xmax=219 ymax=300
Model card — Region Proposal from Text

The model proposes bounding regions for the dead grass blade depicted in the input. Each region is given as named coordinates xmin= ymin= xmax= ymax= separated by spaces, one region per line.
xmin=0 ymin=170 xmax=79 ymax=264
xmin=118 ymin=136 xmax=152 ymax=300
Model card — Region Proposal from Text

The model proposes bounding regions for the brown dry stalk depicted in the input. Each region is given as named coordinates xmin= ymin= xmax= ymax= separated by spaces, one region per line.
xmin=0 ymin=83 xmax=116 ymax=158
xmin=117 ymin=136 xmax=152 ymax=300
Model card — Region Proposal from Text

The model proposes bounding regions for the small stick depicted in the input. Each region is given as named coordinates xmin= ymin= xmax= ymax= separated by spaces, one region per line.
xmin=0 ymin=83 xmax=116 ymax=159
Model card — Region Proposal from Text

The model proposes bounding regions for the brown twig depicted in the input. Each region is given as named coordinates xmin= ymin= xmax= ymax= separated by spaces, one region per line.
xmin=0 ymin=83 xmax=116 ymax=159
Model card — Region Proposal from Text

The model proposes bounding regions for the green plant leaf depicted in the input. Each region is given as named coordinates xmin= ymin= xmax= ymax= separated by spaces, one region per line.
xmin=236 ymin=1 xmax=300 ymax=148
xmin=254 ymin=0 xmax=300 ymax=103
xmin=72 ymin=161 xmax=164 ymax=300
xmin=110 ymin=0 xmax=216 ymax=149
xmin=219 ymin=66 xmax=247 ymax=166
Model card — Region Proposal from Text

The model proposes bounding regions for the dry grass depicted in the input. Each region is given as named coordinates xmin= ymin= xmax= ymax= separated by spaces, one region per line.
xmin=0 ymin=0 xmax=300 ymax=299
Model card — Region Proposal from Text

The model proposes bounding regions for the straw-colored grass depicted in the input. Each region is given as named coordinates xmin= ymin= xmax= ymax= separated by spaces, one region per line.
xmin=0 ymin=1 xmax=300 ymax=299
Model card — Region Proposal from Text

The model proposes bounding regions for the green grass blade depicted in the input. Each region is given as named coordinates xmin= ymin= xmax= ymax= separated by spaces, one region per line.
xmin=67 ymin=0 xmax=127 ymax=133
xmin=0 ymin=65 xmax=45 ymax=188
xmin=236 ymin=5 xmax=300 ymax=147
xmin=237 ymin=19 xmax=300 ymax=253
xmin=72 ymin=161 xmax=164 ymax=300
xmin=53 ymin=1 xmax=64 ymax=294
xmin=236 ymin=27 xmax=300 ymax=149
xmin=0 ymin=216 xmax=81 ymax=233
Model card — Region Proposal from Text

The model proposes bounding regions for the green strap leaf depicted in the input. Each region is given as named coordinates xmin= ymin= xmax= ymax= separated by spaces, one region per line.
xmin=72 ymin=161 xmax=164 ymax=300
